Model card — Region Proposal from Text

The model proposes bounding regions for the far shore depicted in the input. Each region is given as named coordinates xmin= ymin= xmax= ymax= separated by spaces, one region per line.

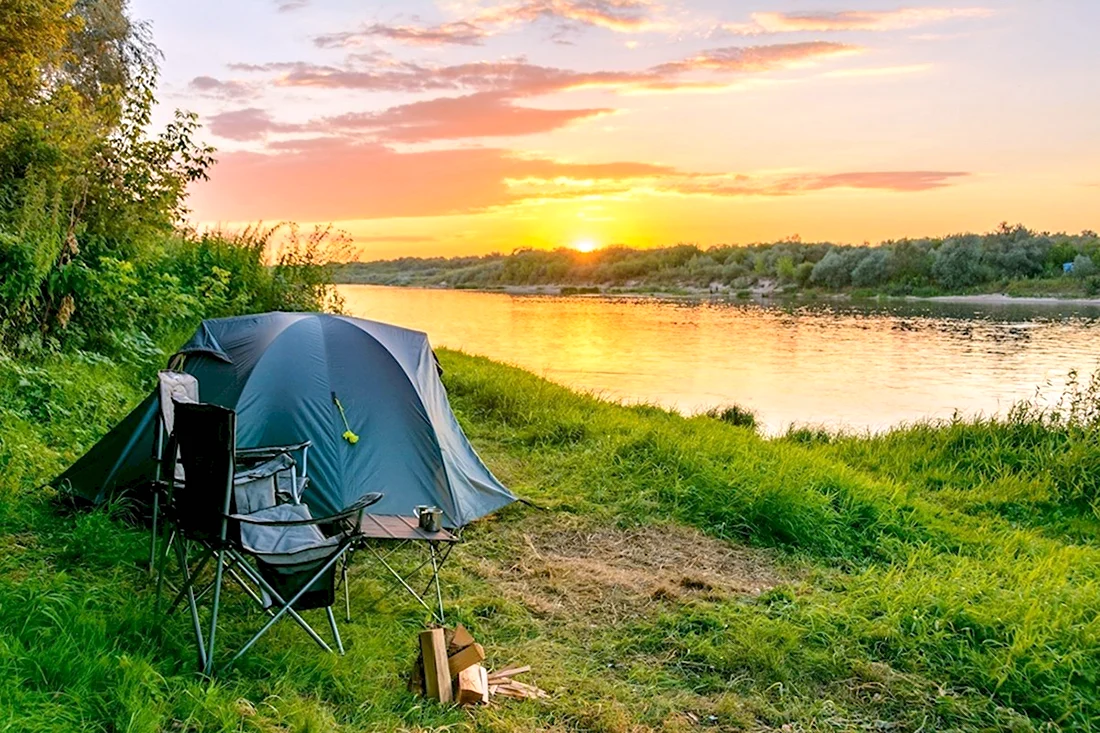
xmin=336 ymin=281 xmax=1100 ymax=307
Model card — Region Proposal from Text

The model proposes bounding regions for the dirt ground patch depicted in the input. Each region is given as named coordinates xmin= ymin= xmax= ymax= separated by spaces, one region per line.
xmin=474 ymin=519 xmax=789 ymax=624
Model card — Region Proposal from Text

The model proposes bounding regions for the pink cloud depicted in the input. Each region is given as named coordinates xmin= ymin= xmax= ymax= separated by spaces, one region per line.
xmin=724 ymin=7 xmax=993 ymax=34
xmin=188 ymin=75 xmax=258 ymax=101
xmin=803 ymin=171 xmax=968 ymax=192
xmin=322 ymin=91 xmax=614 ymax=142
xmin=507 ymin=170 xmax=969 ymax=199
xmin=207 ymin=108 xmax=304 ymax=141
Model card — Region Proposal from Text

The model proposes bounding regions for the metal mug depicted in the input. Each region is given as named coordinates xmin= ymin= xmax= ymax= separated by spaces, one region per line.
xmin=418 ymin=506 xmax=443 ymax=532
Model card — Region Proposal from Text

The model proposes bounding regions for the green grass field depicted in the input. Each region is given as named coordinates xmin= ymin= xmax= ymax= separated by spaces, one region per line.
xmin=1 ymin=349 xmax=1098 ymax=731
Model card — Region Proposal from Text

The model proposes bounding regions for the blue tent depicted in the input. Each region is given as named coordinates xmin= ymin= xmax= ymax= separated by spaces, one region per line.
xmin=53 ymin=312 xmax=515 ymax=527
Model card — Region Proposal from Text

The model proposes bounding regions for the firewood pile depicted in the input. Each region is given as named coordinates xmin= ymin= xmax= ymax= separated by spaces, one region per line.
xmin=410 ymin=624 xmax=547 ymax=706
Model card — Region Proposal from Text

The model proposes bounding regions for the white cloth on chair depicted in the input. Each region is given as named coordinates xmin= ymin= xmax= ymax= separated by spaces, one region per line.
xmin=158 ymin=371 xmax=199 ymax=482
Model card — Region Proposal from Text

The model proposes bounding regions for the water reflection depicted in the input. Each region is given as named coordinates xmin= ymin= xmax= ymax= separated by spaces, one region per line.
xmin=339 ymin=286 xmax=1100 ymax=434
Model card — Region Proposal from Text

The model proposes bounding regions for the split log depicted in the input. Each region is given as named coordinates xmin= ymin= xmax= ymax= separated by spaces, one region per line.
xmin=456 ymin=663 xmax=487 ymax=705
xmin=448 ymin=623 xmax=476 ymax=652
xmin=419 ymin=629 xmax=452 ymax=703
xmin=447 ymin=642 xmax=485 ymax=677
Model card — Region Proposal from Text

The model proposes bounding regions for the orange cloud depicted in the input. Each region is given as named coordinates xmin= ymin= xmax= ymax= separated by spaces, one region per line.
xmin=189 ymin=137 xmax=969 ymax=223
xmin=653 ymin=42 xmax=857 ymax=74
xmin=189 ymin=141 xmax=675 ymax=221
xmin=724 ymin=7 xmax=993 ymax=34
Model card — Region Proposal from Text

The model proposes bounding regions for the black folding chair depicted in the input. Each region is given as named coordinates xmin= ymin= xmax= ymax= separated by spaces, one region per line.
xmin=149 ymin=370 xmax=312 ymax=572
xmin=154 ymin=400 xmax=382 ymax=674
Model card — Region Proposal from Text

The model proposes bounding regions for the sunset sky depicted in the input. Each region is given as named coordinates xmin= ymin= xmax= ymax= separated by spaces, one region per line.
xmin=136 ymin=0 xmax=1100 ymax=259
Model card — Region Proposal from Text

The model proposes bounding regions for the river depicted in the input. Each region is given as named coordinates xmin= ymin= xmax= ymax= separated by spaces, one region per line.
xmin=339 ymin=285 xmax=1100 ymax=434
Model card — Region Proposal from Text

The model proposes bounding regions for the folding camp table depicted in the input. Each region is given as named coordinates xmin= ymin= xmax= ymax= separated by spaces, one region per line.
xmin=345 ymin=514 xmax=459 ymax=624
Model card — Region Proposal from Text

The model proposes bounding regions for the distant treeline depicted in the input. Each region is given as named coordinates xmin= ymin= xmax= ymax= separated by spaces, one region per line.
xmin=338 ymin=225 xmax=1100 ymax=297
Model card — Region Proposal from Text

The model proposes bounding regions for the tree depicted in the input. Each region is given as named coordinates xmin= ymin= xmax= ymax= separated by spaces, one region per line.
xmin=932 ymin=237 xmax=987 ymax=289
xmin=851 ymin=249 xmax=893 ymax=287
xmin=810 ymin=250 xmax=851 ymax=289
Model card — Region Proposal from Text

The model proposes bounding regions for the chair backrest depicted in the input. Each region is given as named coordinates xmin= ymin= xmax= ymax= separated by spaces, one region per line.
xmin=171 ymin=400 xmax=236 ymax=541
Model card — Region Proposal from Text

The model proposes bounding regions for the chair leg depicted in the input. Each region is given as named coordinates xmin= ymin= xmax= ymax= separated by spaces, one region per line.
xmin=343 ymin=556 xmax=352 ymax=623
xmin=154 ymin=528 xmax=175 ymax=615
xmin=326 ymin=607 xmax=345 ymax=655
xmin=149 ymin=490 xmax=160 ymax=573
xmin=430 ymin=543 xmax=445 ymax=625
xmin=166 ymin=545 xmax=213 ymax=615
xmin=205 ymin=548 xmax=227 ymax=675
xmin=175 ymin=537 xmax=207 ymax=671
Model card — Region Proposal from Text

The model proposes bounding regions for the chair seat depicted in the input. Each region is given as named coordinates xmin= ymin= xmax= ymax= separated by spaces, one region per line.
xmin=239 ymin=504 xmax=340 ymax=566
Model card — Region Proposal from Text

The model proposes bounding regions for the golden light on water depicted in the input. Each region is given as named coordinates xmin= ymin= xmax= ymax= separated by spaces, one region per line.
xmin=571 ymin=238 xmax=599 ymax=253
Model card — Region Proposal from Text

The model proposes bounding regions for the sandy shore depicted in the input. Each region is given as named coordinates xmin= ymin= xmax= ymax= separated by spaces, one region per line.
xmin=919 ymin=293 xmax=1100 ymax=307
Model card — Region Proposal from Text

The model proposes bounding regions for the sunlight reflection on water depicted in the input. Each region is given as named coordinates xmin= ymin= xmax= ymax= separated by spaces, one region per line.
xmin=340 ymin=285 xmax=1100 ymax=434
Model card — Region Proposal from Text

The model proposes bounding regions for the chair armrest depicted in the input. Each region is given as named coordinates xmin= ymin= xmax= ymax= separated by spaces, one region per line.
xmin=229 ymin=492 xmax=383 ymax=528
xmin=233 ymin=453 xmax=294 ymax=483
xmin=237 ymin=440 xmax=312 ymax=459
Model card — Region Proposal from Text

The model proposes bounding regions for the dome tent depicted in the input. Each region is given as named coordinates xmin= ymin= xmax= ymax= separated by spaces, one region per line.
xmin=54 ymin=312 xmax=515 ymax=528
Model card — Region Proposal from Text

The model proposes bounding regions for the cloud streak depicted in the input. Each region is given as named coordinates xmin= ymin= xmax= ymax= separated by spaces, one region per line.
xmin=723 ymin=7 xmax=993 ymax=35
xmin=312 ymin=0 xmax=663 ymax=48
xmin=236 ymin=41 xmax=858 ymax=96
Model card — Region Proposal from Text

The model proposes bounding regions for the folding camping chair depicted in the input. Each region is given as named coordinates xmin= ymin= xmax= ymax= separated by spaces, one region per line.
xmin=154 ymin=400 xmax=382 ymax=674
xmin=149 ymin=370 xmax=312 ymax=571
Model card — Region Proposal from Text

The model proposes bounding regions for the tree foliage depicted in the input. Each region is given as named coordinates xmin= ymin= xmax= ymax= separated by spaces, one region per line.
xmin=0 ymin=1 xmax=338 ymax=356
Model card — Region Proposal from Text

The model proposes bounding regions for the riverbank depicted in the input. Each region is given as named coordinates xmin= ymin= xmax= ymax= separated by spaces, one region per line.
xmin=2 ymin=345 xmax=1098 ymax=730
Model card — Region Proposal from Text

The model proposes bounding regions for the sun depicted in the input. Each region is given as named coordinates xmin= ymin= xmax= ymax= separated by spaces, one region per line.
xmin=571 ymin=238 xmax=599 ymax=253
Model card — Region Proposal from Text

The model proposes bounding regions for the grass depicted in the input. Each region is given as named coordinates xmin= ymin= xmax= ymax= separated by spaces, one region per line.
xmin=1 ymin=348 xmax=1099 ymax=731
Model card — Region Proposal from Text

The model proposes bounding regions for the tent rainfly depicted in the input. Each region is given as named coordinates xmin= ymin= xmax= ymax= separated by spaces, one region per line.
xmin=53 ymin=312 xmax=516 ymax=528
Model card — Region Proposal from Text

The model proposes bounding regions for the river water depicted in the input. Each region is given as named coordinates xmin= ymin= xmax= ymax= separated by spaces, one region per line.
xmin=339 ymin=285 xmax=1100 ymax=434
